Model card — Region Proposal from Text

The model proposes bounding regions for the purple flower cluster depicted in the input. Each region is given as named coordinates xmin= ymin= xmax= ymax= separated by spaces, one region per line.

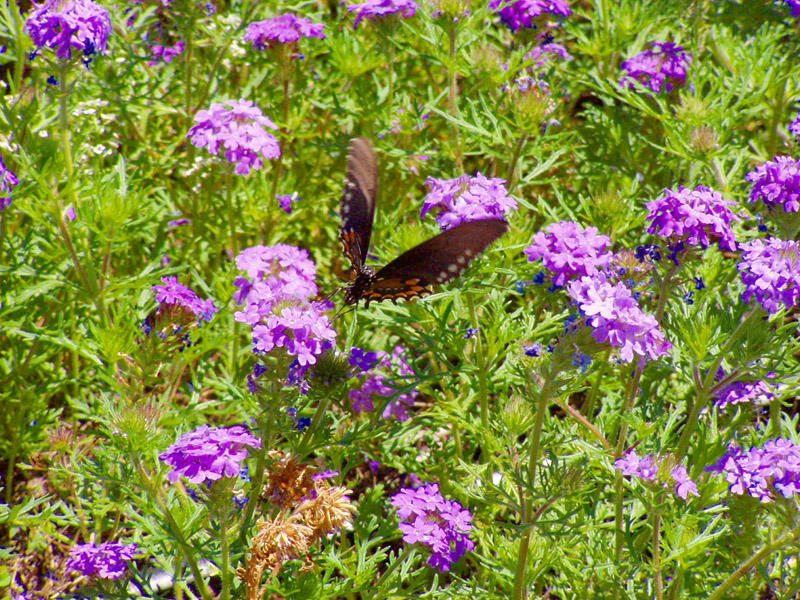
xmin=277 ymin=192 xmax=299 ymax=214
xmin=645 ymin=185 xmax=740 ymax=252
xmin=524 ymin=221 xmax=612 ymax=287
xmin=153 ymin=276 xmax=219 ymax=322
xmin=746 ymin=156 xmax=800 ymax=214
xmin=0 ymin=155 xmax=20 ymax=211
xmin=346 ymin=0 xmax=418 ymax=30
xmin=715 ymin=379 xmax=775 ymax=410
xmin=66 ymin=542 xmax=138 ymax=580
xmin=391 ymin=483 xmax=475 ymax=572
xmin=737 ymin=238 xmax=800 ymax=314
xmin=159 ymin=425 xmax=261 ymax=484
xmin=490 ymin=0 xmax=571 ymax=32
xmin=422 ymin=173 xmax=517 ymax=231
xmin=615 ymin=451 xmax=699 ymax=500
xmin=567 ymin=275 xmax=672 ymax=362
xmin=349 ymin=345 xmax=417 ymax=421
xmin=620 ymin=42 xmax=692 ymax=95
xmin=706 ymin=438 xmax=800 ymax=502
xmin=234 ymin=245 xmax=336 ymax=369
xmin=790 ymin=112 xmax=800 ymax=139
xmin=187 ymin=99 xmax=280 ymax=177
xmin=244 ymin=14 xmax=325 ymax=50
xmin=234 ymin=244 xmax=318 ymax=305
xmin=25 ymin=0 xmax=112 ymax=62
xmin=149 ymin=41 xmax=184 ymax=65
xmin=781 ymin=0 xmax=800 ymax=17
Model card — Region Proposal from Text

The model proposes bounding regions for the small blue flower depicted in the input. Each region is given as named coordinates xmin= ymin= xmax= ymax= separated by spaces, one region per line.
xmin=694 ymin=276 xmax=705 ymax=290
xmin=463 ymin=327 xmax=479 ymax=339
xmin=572 ymin=351 xmax=592 ymax=372
xmin=523 ymin=342 xmax=542 ymax=357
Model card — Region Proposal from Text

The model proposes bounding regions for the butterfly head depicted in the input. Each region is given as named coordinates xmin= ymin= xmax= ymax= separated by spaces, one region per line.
xmin=344 ymin=267 xmax=376 ymax=306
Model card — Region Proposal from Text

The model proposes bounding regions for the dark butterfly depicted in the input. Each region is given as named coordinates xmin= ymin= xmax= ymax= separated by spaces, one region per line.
xmin=339 ymin=137 xmax=509 ymax=308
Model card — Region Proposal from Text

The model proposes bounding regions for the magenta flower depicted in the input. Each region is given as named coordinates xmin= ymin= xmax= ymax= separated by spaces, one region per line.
xmin=25 ymin=0 xmax=112 ymax=62
xmin=159 ymin=425 xmax=261 ymax=484
xmin=714 ymin=379 xmax=775 ymax=410
xmin=346 ymin=0 xmax=418 ymax=29
xmin=746 ymin=156 xmax=800 ymax=214
xmin=790 ymin=112 xmax=800 ymax=138
xmin=422 ymin=173 xmax=517 ymax=231
xmin=567 ymin=274 xmax=672 ymax=363
xmin=391 ymin=483 xmax=474 ymax=572
xmin=153 ymin=276 xmax=218 ymax=322
xmin=148 ymin=41 xmax=184 ymax=65
xmin=645 ymin=185 xmax=740 ymax=252
xmin=277 ymin=192 xmax=299 ymax=214
xmin=187 ymin=99 xmax=280 ymax=176
xmin=233 ymin=244 xmax=318 ymax=306
xmin=524 ymin=221 xmax=612 ymax=288
xmin=620 ymin=42 xmax=692 ymax=95
xmin=706 ymin=439 xmax=800 ymax=502
xmin=737 ymin=238 xmax=800 ymax=314
xmin=244 ymin=14 xmax=325 ymax=50
xmin=614 ymin=450 xmax=658 ymax=480
xmin=349 ymin=345 xmax=418 ymax=421
xmin=0 ymin=155 xmax=20 ymax=211
xmin=671 ymin=465 xmax=699 ymax=500
xmin=490 ymin=0 xmax=571 ymax=32
xmin=66 ymin=542 xmax=139 ymax=580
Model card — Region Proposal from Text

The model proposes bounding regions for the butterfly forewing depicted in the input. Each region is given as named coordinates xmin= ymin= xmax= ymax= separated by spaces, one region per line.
xmin=364 ymin=219 xmax=509 ymax=304
xmin=339 ymin=137 xmax=378 ymax=271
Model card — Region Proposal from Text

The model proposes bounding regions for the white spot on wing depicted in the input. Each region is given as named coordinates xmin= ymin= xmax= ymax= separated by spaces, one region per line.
xmin=438 ymin=271 xmax=448 ymax=281
xmin=448 ymin=263 xmax=459 ymax=273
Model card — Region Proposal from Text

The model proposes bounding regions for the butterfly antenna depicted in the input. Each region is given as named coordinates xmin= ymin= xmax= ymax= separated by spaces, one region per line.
xmin=332 ymin=304 xmax=357 ymax=322
xmin=322 ymin=286 xmax=342 ymax=303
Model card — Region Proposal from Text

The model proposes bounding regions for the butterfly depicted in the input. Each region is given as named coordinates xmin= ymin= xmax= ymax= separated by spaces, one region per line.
xmin=339 ymin=137 xmax=509 ymax=308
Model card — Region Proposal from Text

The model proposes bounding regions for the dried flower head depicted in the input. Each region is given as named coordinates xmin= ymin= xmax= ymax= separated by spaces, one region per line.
xmin=690 ymin=126 xmax=719 ymax=154
xmin=263 ymin=451 xmax=316 ymax=509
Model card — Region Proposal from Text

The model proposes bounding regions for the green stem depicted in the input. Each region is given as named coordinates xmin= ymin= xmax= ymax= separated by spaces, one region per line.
xmin=512 ymin=377 xmax=554 ymax=600
xmin=466 ymin=293 xmax=490 ymax=435
xmin=652 ymin=497 xmax=663 ymax=600
xmin=297 ymin=391 xmax=334 ymax=458
xmin=506 ymin=133 xmax=529 ymax=192
xmin=375 ymin=545 xmax=416 ymax=591
xmin=706 ymin=519 xmax=800 ymax=600
xmin=225 ymin=170 xmax=238 ymax=257
xmin=135 ymin=459 xmax=214 ymax=600
xmin=766 ymin=76 xmax=787 ymax=160
xmin=710 ymin=157 xmax=727 ymax=191
xmin=447 ymin=26 xmax=463 ymax=172
xmin=218 ymin=501 xmax=231 ymax=600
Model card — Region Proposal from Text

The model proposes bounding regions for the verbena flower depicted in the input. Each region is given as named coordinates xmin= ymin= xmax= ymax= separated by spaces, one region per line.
xmin=346 ymin=0 xmax=418 ymax=29
xmin=567 ymin=274 xmax=672 ymax=363
xmin=234 ymin=244 xmax=318 ymax=305
xmin=159 ymin=425 xmax=261 ymax=484
xmin=422 ymin=173 xmax=517 ymax=231
xmin=524 ymin=221 xmax=612 ymax=288
xmin=620 ymin=42 xmax=692 ymax=94
xmin=153 ymin=276 xmax=218 ymax=322
xmin=645 ymin=185 xmax=740 ymax=252
xmin=187 ymin=99 xmax=280 ymax=176
xmin=348 ymin=347 xmax=380 ymax=371
xmin=781 ymin=0 xmax=800 ymax=17
xmin=737 ymin=238 xmax=800 ymax=314
xmin=277 ymin=192 xmax=299 ymax=214
xmin=25 ymin=0 xmax=112 ymax=63
xmin=0 ymin=155 xmax=20 ymax=211
xmin=349 ymin=345 xmax=417 ymax=420
xmin=790 ymin=111 xmax=800 ymax=138
xmin=244 ymin=14 xmax=325 ymax=50
xmin=671 ymin=465 xmax=699 ymax=500
xmin=714 ymin=379 xmax=775 ymax=410
xmin=391 ymin=483 xmax=475 ymax=572
xmin=746 ymin=156 xmax=800 ymax=214
xmin=706 ymin=439 xmax=800 ymax=502
xmin=490 ymin=0 xmax=571 ymax=32
xmin=66 ymin=542 xmax=138 ymax=580
xmin=614 ymin=450 xmax=658 ymax=480
xmin=149 ymin=41 xmax=184 ymax=65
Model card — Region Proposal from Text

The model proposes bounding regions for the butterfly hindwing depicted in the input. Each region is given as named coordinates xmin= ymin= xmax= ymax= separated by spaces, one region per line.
xmin=339 ymin=137 xmax=378 ymax=271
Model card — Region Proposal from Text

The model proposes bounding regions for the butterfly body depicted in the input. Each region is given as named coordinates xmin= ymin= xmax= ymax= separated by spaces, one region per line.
xmin=339 ymin=138 xmax=508 ymax=307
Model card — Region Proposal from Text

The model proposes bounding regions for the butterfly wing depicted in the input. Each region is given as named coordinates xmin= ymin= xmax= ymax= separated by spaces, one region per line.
xmin=339 ymin=137 xmax=378 ymax=271
xmin=360 ymin=218 xmax=509 ymax=306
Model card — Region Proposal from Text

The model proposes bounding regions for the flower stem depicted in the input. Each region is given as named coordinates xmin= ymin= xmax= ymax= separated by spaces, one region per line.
xmin=512 ymin=375 xmax=554 ymax=600
xmin=466 ymin=293 xmax=490 ymax=435
xmin=447 ymin=26 xmax=463 ymax=172
xmin=506 ymin=133 xmax=529 ymax=192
